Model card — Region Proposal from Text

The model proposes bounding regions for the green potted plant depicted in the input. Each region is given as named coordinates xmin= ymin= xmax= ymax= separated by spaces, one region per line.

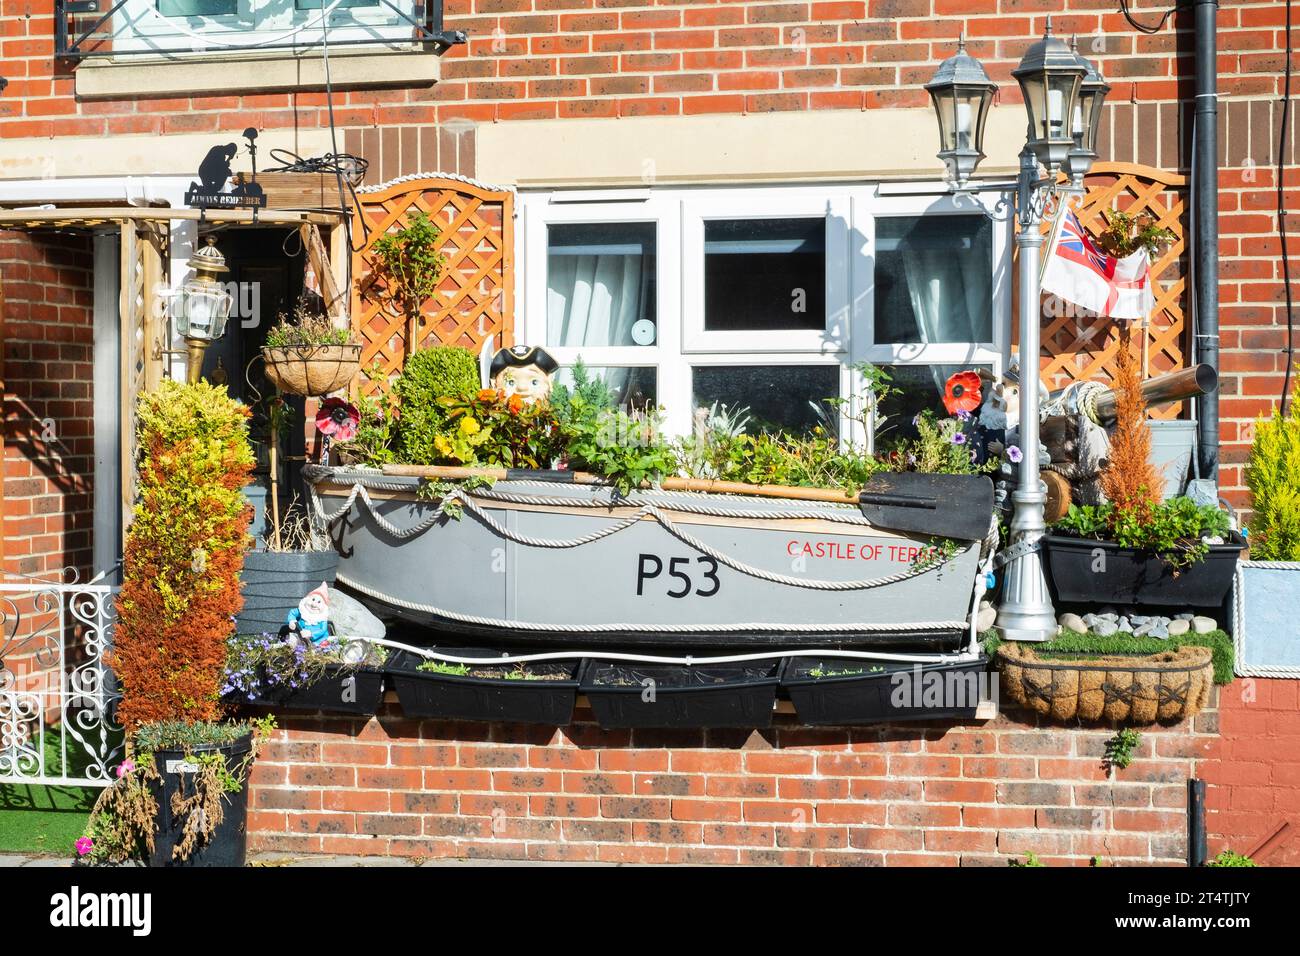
xmin=79 ymin=381 xmax=273 ymax=867
xmin=387 ymin=646 xmax=580 ymax=724
xmin=261 ymin=298 xmax=361 ymax=398
xmin=1235 ymin=379 xmax=1300 ymax=672
xmin=224 ymin=631 xmax=387 ymax=716
xmin=1041 ymin=330 xmax=1244 ymax=606
xmin=369 ymin=209 xmax=446 ymax=352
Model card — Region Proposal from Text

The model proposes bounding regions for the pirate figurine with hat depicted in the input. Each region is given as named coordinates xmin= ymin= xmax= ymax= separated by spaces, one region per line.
xmin=487 ymin=343 xmax=559 ymax=404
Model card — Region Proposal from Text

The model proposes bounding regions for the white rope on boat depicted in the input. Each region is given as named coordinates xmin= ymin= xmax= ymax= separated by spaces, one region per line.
xmin=368 ymin=635 xmax=981 ymax=667
xmin=313 ymin=481 xmax=960 ymax=592
xmin=336 ymin=571 xmax=968 ymax=635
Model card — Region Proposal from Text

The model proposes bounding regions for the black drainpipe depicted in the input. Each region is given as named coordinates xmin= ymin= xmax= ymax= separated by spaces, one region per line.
xmin=1187 ymin=778 xmax=1208 ymax=866
xmin=1195 ymin=0 xmax=1220 ymax=481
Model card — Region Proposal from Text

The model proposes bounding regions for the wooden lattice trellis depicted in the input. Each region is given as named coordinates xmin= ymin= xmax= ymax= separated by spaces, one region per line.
xmin=351 ymin=176 xmax=514 ymax=396
xmin=1036 ymin=162 xmax=1189 ymax=420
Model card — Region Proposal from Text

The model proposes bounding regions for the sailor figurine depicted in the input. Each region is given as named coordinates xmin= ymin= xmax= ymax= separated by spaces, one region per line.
xmin=283 ymin=582 xmax=332 ymax=648
xmin=489 ymin=345 xmax=559 ymax=403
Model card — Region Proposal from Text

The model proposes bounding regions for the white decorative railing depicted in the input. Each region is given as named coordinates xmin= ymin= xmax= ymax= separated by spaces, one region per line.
xmin=0 ymin=573 xmax=123 ymax=787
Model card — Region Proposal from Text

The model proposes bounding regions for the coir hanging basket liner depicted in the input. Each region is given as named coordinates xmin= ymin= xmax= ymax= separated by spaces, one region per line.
xmin=262 ymin=344 xmax=362 ymax=397
xmin=996 ymin=643 xmax=1213 ymax=725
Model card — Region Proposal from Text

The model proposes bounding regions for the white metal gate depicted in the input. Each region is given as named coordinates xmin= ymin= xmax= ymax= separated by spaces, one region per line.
xmin=0 ymin=574 xmax=122 ymax=787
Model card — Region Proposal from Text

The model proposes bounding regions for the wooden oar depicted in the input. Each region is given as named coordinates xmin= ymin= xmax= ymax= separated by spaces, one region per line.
xmin=380 ymin=465 xmax=993 ymax=540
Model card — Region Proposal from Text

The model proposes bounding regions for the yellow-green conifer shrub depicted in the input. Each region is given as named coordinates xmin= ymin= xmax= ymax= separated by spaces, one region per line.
xmin=1244 ymin=380 xmax=1300 ymax=561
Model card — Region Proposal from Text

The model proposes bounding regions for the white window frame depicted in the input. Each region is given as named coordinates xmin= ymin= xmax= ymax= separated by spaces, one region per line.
xmin=115 ymin=0 xmax=412 ymax=54
xmin=517 ymin=183 xmax=1011 ymax=445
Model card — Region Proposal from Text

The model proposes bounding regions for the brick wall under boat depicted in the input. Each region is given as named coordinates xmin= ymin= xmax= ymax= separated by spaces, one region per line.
xmin=247 ymin=700 xmax=1220 ymax=866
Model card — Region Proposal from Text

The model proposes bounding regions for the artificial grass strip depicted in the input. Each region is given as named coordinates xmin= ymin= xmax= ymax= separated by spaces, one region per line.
xmin=982 ymin=629 xmax=1235 ymax=685
xmin=0 ymin=785 xmax=96 ymax=855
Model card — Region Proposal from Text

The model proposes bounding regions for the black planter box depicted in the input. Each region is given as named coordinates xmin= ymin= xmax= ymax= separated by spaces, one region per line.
xmin=580 ymin=660 xmax=780 ymax=729
xmin=148 ymin=734 xmax=252 ymax=868
xmin=388 ymin=648 xmax=580 ymax=725
xmin=1041 ymin=532 xmax=1245 ymax=607
xmin=228 ymin=664 xmax=385 ymax=715
xmin=237 ymin=548 xmax=339 ymax=636
xmin=780 ymin=656 xmax=989 ymax=725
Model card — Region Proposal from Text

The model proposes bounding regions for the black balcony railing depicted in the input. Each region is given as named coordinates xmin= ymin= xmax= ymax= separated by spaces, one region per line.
xmin=55 ymin=0 xmax=466 ymax=59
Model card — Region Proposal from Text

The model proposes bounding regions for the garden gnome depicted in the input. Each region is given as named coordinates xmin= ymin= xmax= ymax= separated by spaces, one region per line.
xmin=284 ymin=582 xmax=332 ymax=647
xmin=490 ymin=345 xmax=558 ymax=403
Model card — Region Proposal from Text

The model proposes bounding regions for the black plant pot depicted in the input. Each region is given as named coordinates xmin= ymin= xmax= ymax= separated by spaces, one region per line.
xmin=1041 ymin=532 xmax=1245 ymax=607
xmin=237 ymin=548 xmax=339 ymax=635
xmin=148 ymin=734 xmax=252 ymax=868
xmin=227 ymin=664 xmax=385 ymax=716
xmin=580 ymin=660 xmax=780 ymax=729
xmin=780 ymin=656 xmax=989 ymax=725
xmin=388 ymin=648 xmax=580 ymax=725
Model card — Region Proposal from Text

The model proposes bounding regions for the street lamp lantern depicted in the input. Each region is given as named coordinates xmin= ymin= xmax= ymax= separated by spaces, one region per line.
xmin=1012 ymin=18 xmax=1087 ymax=173
xmin=1064 ymin=37 xmax=1111 ymax=188
xmin=173 ymin=236 xmax=234 ymax=384
xmin=926 ymin=34 xmax=998 ymax=188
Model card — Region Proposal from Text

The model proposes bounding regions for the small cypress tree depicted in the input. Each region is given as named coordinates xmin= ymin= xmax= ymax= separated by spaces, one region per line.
xmin=1100 ymin=324 xmax=1162 ymax=518
xmin=111 ymin=381 xmax=255 ymax=730
xmin=1245 ymin=378 xmax=1300 ymax=561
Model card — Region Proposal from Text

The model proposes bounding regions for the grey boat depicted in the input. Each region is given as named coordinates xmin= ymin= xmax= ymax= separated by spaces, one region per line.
xmin=305 ymin=466 xmax=993 ymax=649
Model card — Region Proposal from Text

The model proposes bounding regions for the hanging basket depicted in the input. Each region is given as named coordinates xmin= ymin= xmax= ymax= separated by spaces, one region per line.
xmin=996 ymin=643 xmax=1213 ymax=726
xmin=262 ymin=344 xmax=362 ymax=397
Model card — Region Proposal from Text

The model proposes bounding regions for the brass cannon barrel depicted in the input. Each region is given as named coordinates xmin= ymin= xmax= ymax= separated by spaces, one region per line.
xmin=1044 ymin=364 xmax=1218 ymax=427
xmin=1091 ymin=364 xmax=1218 ymax=424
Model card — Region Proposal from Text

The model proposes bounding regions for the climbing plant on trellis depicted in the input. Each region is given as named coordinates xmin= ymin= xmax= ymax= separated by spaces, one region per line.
xmin=350 ymin=175 xmax=514 ymax=396
xmin=1033 ymin=162 xmax=1190 ymax=420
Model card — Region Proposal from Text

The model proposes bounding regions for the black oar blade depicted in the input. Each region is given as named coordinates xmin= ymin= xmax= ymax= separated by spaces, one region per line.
xmin=857 ymin=473 xmax=995 ymax=541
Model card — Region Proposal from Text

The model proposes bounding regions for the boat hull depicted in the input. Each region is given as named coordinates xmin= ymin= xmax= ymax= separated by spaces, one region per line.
xmin=309 ymin=469 xmax=986 ymax=649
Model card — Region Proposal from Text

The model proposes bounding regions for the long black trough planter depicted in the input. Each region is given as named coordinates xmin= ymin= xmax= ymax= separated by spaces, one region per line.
xmin=387 ymin=648 xmax=580 ymax=725
xmin=580 ymin=660 xmax=780 ymax=729
xmin=227 ymin=664 xmax=385 ymax=716
xmin=237 ymin=548 xmax=339 ymax=636
xmin=1041 ymin=533 xmax=1245 ymax=607
xmin=780 ymin=656 xmax=988 ymax=725
xmin=148 ymin=733 xmax=252 ymax=868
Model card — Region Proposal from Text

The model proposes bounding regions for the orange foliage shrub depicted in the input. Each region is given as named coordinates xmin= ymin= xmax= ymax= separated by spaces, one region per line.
xmin=111 ymin=381 xmax=255 ymax=731
xmin=1100 ymin=325 xmax=1162 ymax=516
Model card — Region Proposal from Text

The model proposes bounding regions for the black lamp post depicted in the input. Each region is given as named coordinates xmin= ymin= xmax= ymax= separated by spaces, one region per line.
xmin=925 ymin=35 xmax=997 ymax=189
xmin=1065 ymin=37 xmax=1112 ymax=189
xmin=925 ymin=18 xmax=1106 ymax=643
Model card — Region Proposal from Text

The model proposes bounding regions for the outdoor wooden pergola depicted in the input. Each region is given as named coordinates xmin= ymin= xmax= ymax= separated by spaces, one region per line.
xmin=0 ymin=201 xmax=351 ymax=566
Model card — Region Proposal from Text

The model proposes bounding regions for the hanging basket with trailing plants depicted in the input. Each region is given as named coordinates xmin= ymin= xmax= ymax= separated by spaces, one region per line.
xmin=261 ymin=299 xmax=361 ymax=397
xmin=996 ymin=642 xmax=1214 ymax=726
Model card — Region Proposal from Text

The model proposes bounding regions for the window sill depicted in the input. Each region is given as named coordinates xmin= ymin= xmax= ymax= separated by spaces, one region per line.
xmin=75 ymin=48 xmax=439 ymax=99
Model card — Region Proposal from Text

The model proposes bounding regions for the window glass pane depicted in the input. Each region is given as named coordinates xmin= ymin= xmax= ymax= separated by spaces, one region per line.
xmin=876 ymin=364 xmax=993 ymax=444
xmin=547 ymin=223 xmax=656 ymax=348
xmin=704 ymin=218 xmax=824 ymax=332
xmin=552 ymin=365 xmax=657 ymax=412
xmin=874 ymin=215 xmax=992 ymax=345
xmin=692 ymin=365 xmax=838 ymax=436
xmin=294 ymin=0 xmax=379 ymax=9
xmin=157 ymin=0 xmax=236 ymax=15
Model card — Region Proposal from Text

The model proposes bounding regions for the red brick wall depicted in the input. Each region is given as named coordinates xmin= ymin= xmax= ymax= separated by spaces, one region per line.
xmin=1 ymin=229 xmax=95 ymax=581
xmin=1203 ymin=678 xmax=1300 ymax=866
xmin=248 ymin=702 xmax=1215 ymax=866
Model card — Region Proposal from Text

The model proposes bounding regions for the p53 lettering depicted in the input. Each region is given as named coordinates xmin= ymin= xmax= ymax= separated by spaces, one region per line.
xmin=636 ymin=554 xmax=720 ymax=598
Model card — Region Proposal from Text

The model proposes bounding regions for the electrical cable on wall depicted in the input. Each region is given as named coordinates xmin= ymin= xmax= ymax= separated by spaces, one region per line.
xmin=1280 ymin=0 xmax=1296 ymax=412
xmin=1118 ymin=0 xmax=1185 ymax=35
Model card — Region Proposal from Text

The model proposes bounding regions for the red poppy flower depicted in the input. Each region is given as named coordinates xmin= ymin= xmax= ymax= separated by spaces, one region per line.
xmin=942 ymin=370 xmax=983 ymax=416
xmin=316 ymin=398 xmax=360 ymax=442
